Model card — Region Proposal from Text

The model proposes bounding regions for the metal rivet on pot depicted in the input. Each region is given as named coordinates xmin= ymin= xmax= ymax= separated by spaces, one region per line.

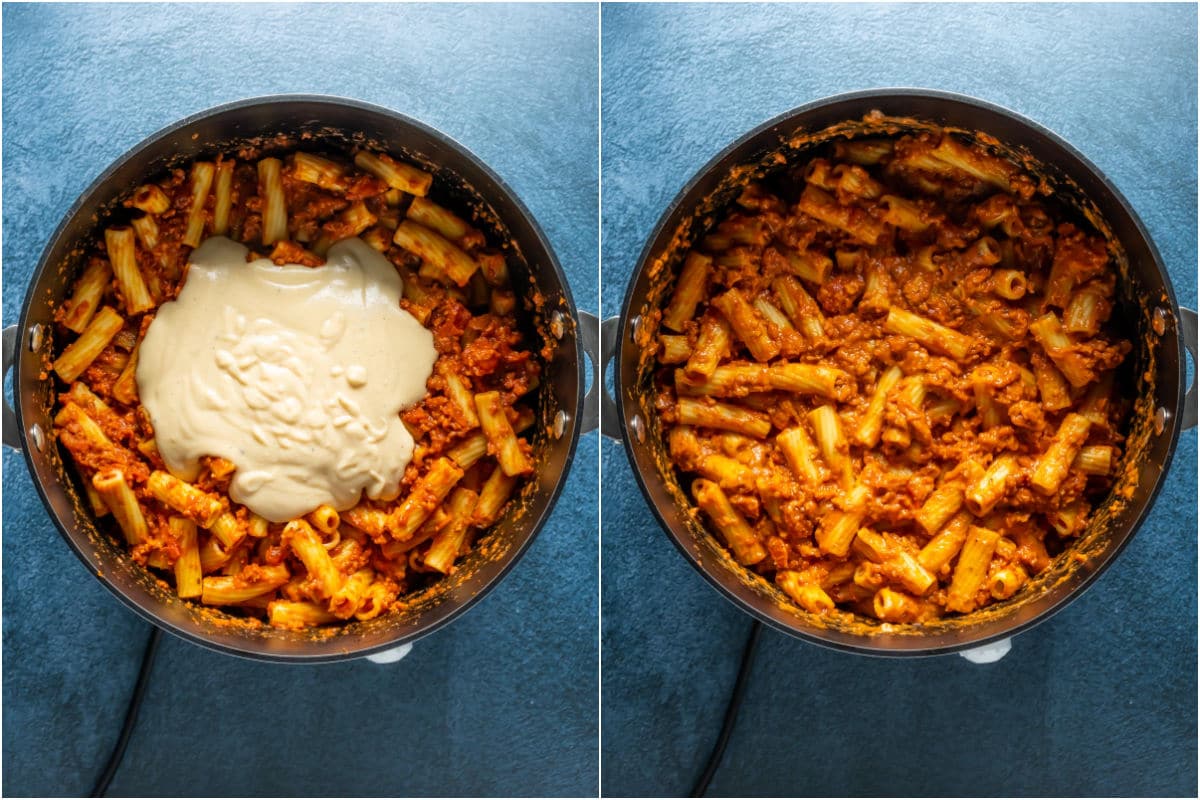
xmin=28 ymin=323 xmax=43 ymax=351
xmin=1154 ymin=406 xmax=1169 ymax=435
xmin=30 ymin=423 xmax=45 ymax=451
xmin=630 ymin=315 xmax=642 ymax=343
xmin=630 ymin=414 xmax=645 ymax=443
xmin=549 ymin=311 xmax=565 ymax=340
xmin=1152 ymin=306 xmax=1169 ymax=336
xmin=552 ymin=410 xmax=568 ymax=439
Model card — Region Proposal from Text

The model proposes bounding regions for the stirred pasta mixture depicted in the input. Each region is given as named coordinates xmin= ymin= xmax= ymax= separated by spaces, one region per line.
xmin=654 ymin=128 xmax=1131 ymax=623
xmin=51 ymin=145 xmax=540 ymax=630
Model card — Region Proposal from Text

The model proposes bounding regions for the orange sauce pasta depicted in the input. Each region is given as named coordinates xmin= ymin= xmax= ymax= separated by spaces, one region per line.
xmin=50 ymin=145 xmax=540 ymax=629
xmin=654 ymin=128 xmax=1131 ymax=622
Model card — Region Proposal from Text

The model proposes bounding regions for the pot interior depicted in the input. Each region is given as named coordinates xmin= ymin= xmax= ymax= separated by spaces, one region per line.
xmin=620 ymin=97 xmax=1183 ymax=654
xmin=17 ymin=98 xmax=583 ymax=661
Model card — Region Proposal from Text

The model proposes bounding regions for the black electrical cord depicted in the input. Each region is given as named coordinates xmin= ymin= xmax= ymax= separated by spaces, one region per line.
xmin=90 ymin=626 xmax=163 ymax=798
xmin=690 ymin=620 xmax=763 ymax=798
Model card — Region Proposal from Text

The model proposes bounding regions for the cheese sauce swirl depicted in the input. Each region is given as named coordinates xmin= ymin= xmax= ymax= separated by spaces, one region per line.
xmin=137 ymin=236 xmax=436 ymax=523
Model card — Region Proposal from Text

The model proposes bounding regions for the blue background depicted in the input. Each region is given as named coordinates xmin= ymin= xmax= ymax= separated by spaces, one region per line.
xmin=2 ymin=3 xmax=598 ymax=796
xmin=601 ymin=3 xmax=1197 ymax=797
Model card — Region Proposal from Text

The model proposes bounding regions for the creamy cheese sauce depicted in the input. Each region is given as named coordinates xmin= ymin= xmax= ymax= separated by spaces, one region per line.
xmin=137 ymin=236 xmax=437 ymax=523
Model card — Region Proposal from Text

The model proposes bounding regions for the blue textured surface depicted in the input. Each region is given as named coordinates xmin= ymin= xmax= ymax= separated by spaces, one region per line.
xmin=601 ymin=4 xmax=1197 ymax=797
xmin=3 ymin=4 xmax=597 ymax=796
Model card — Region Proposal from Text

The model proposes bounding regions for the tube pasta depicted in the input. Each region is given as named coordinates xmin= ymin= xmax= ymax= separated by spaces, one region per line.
xmin=777 ymin=571 xmax=835 ymax=613
xmin=676 ymin=363 xmax=850 ymax=401
xmin=833 ymin=138 xmax=894 ymax=165
xmin=711 ymin=288 xmax=779 ymax=362
xmin=798 ymin=184 xmax=885 ymax=245
xmin=440 ymin=365 xmax=479 ymax=429
xmin=112 ymin=342 xmax=140 ymax=405
xmin=292 ymin=152 xmax=347 ymax=191
xmin=307 ymin=504 xmax=340 ymax=535
xmin=147 ymin=471 xmax=225 ymax=528
xmin=917 ymin=512 xmax=972 ymax=574
xmin=252 ymin=158 xmax=286 ymax=246
xmin=390 ymin=457 xmax=465 ymax=540
xmin=854 ymin=366 xmax=902 ymax=447
xmin=80 ymin=468 xmax=111 ymax=517
xmin=945 ymin=526 xmax=1000 ymax=613
xmin=659 ymin=335 xmax=691 ymax=364
xmin=283 ymin=519 xmax=345 ymax=599
xmin=170 ymin=517 xmax=202 ymax=598
xmin=686 ymin=313 xmax=731 ymax=378
xmin=964 ymin=455 xmax=1018 ymax=516
xmin=693 ymin=479 xmax=766 ymax=565
xmin=1031 ymin=413 xmax=1092 ymax=495
xmin=771 ymin=276 xmax=824 ymax=339
xmin=61 ymin=259 xmax=113 ymax=333
xmin=884 ymin=308 xmax=974 ymax=361
xmin=92 ymin=469 xmax=147 ymax=546
xmin=393 ymin=220 xmax=478 ymax=286
xmin=753 ymin=296 xmax=793 ymax=332
xmin=880 ymin=195 xmax=929 ymax=233
xmin=990 ymin=269 xmax=1027 ymax=300
xmin=1063 ymin=286 xmax=1108 ymax=336
xmin=777 ymin=426 xmax=823 ymax=488
xmin=343 ymin=505 xmax=390 ymax=538
xmin=212 ymin=159 xmax=235 ymax=236
xmin=424 ymin=488 xmax=478 ymax=574
xmin=809 ymin=405 xmax=852 ymax=489
xmin=475 ymin=391 xmax=533 ymax=476
xmin=988 ymin=564 xmax=1028 ymax=600
xmin=407 ymin=196 xmax=471 ymax=241
xmin=54 ymin=402 xmax=115 ymax=456
xmin=852 ymin=529 xmax=935 ymax=595
xmin=53 ymin=306 xmax=125 ymax=383
xmin=474 ymin=466 xmax=518 ymax=528
xmin=130 ymin=183 xmax=170 ymax=214
xmin=780 ymin=248 xmax=833 ymax=285
xmin=208 ymin=512 xmax=245 ymax=550
xmin=873 ymin=588 xmax=923 ymax=622
xmin=915 ymin=483 xmax=965 ymax=536
xmin=447 ymin=433 xmax=489 ymax=469
xmin=269 ymin=600 xmax=339 ymax=629
xmin=1029 ymin=313 xmax=1092 ymax=387
xmin=1031 ymin=353 xmax=1072 ymax=412
xmin=201 ymin=565 xmax=290 ymax=605
xmin=381 ymin=508 xmax=450 ymax=559
xmin=678 ymin=397 xmax=771 ymax=438
xmin=815 ymin=484 xmax=870 ymax=557
xmin=353 ymin=150 xmax=432 ymax=196
xmin=105 ymin=227 xmax=154 ymax=315
xmin=1073 ymin=445 xmax=1112 ymax=475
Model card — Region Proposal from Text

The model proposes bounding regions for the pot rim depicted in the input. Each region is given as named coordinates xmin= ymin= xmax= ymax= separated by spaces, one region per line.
xmin=616 ymin=87 xmax=1185 ymax=657
xmin=15 ymin=93 xmax=585 ymax=663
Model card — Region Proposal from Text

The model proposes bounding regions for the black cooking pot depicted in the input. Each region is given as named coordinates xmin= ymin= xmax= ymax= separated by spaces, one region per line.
xmin=2 ymin=95 xmax=594 ymax=663
xmin=604 ymin=89 xmax=1197 ymax=656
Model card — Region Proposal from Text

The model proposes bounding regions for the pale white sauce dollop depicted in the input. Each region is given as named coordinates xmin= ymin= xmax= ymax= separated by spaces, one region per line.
xmin=137 ymin=236 xmax=436 ymax=523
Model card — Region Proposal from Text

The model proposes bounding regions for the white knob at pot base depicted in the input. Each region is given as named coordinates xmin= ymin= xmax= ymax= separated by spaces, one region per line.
xmin=365 ymin=643 xmax=413 ymax=664
xmin=958 ymin=637 xmax=1012 ymax=664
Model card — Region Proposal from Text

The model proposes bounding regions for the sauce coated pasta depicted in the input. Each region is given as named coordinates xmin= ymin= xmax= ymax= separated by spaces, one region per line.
xmin=654 ymin=128 xmax=1131 ymax=623
xmin=51 ymin=145 xmax=540 ymax=629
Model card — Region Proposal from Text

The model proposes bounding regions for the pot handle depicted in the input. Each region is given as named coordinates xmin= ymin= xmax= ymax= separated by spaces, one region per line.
xmin=1181 ymin=306 xmax=1196 ymax=431
xmin=3 ymin=324 xmax=21 ymax=451
xmin=579 ymin=312 xmax=621 ymax=438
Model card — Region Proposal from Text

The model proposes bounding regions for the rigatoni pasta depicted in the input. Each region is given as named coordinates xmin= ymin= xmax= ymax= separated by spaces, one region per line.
xmin=654 ymin=126 xmax=1131 ymax=623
